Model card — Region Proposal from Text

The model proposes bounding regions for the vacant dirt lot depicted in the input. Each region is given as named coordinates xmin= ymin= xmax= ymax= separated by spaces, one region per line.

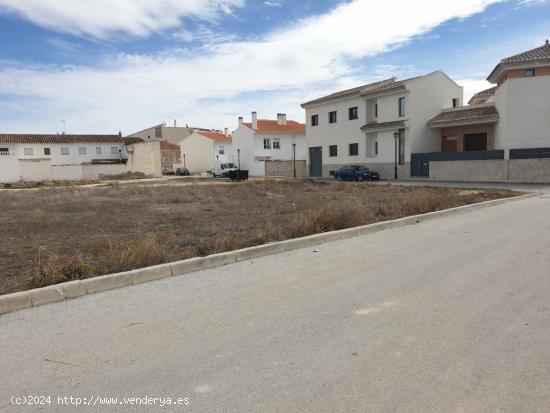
xmin=0 ymin=179 xmax=518 ymax=295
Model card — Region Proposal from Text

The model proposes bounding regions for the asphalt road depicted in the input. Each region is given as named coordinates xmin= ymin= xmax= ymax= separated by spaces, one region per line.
xmin=1 ymin=194 xmax=550 ymax=412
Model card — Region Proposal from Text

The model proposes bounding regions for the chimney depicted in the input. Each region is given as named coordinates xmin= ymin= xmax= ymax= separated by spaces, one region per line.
xmin=118 ymin=130 xmax=122 ymax=137
xmin=281 ymin=113 xmax=287 ymax=125
xmin=276 ymin=113 xmax=282 ymax=125
xmin=224 ymin=127 xmax=229 ymax=137
xmin=546 ymin=39 xmax=549 ymax=46
xmin=251 ymin=111 xmax=258 ymax=130
xmin=174 ymin=119 xmax=177 ymax=127
xmin=238 ymin=116 xmax=243 ymax=125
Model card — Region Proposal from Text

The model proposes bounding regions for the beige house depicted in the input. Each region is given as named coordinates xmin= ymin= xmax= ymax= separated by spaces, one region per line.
xmin=128 ymin=122 xmax=195 ymax=145
xmin=180 ymin=129 xmax=232 ymax=173
xmin=428 ymin=40 xmax=550 ymax=155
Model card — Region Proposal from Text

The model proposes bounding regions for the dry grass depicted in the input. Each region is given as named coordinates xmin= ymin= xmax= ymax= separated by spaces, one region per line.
xmin=30 ymin=253 xmax=96 ymax=289
xmin=290 ymin=207 xmax=364 ymax=237
xmin=92 ymin=236 xmax=169 ymax=274
xmin=0 ymin=180 xmax=519 ymax=295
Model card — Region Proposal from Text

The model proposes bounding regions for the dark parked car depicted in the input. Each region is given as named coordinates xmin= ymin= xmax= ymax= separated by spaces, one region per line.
xmin=334 ymin=165 xmax=379 ymax=181
xmin=175 ymin=167 xmax=190 ymax=176
xmin=162 ymin=167 xmax=175 ymax=175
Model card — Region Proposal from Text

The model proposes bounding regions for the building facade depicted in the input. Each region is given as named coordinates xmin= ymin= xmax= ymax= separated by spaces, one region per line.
xmin=128 ymin=122 xmax=195 ymax=145
xmin=428 ymin=41 xmax=550 ymax=156
xmin=231 ymin=112 xmax=306 ymax=176
xmin=179 ymin=129 xmax=232 ymax=173
xmin=160 ymin=141 xmax=182 ymax=169
xmin=0 ymin=134 xmax=164 ymax=182
xmin=301 ymin=71 xmax=463 ymax=178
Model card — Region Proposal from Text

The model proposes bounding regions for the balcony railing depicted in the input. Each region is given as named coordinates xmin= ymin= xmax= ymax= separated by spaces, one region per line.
xmin=0 ymin=151 xmax=16 ymax=157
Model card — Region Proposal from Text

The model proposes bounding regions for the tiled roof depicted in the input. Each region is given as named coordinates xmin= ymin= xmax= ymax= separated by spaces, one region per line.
xmin=468 ymin=86 xmax=497 ymax=104
xmin=243 ymin=120 xmax=305 ymax=134
xmin=501 ymin=42 xmax=550 ymax=63
xmin=197 ymin=131 xmax=232 ymax=142
xmin=301 ymin=71 xmax=449 ymax=107
xmin=301 ymin=78 xmax=395 ymax=107
xmin=360 ymin=82 xmax=407 ymax=97
xmin=360 ymin=120 xmax=407 ymax=132
xmin=0 ymin=134 xmax=142 ymax=145
xmin=160 ymin=141 xmax=181 ymax=151
xmin=427 ymin=105 xmax=499 ymax=127
xmin=487 ymin=42 xmax=550 ymax=82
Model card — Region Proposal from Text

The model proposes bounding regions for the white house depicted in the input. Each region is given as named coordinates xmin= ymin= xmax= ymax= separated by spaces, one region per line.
xmin=301 ymin=71 xmax=463 ymax=178
xmin=231 ymin=112 xmax=306 ymax=176
xmin=180 ymin=129 xmax=233 ymax=173
xmin=0 ymin=133 xmax=161 ymax=182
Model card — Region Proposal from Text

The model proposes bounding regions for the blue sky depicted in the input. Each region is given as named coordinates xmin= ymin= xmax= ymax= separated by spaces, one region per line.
xmin=0 ymin=0 xmax=548 ymax=134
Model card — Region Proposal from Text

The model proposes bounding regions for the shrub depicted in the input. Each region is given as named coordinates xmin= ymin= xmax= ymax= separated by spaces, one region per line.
xmin=289 ymin=207 xmax=365 ymax=237
xmin=94 ymin=236 xmax=168 ymax=273
xmin=30 ymin=253 xmax=96 ymax=289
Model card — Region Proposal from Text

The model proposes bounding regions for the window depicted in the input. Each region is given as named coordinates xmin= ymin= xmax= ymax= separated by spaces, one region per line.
xmin=374 ymin=103 xmax=378 ymax=118
xmin=78 ymin=147 xmax=87 ymax=155
xmin=452 ymin=98 xmax=459 ymax=108
xmin=311 ymin=114 xmax=319 ymax=126
xmin=398 ymin=97 xmax=405 ymax=117
xmin=44 ymin=148 xmax=51 ymax=156
xmin=329 ymin=145 xmax=337 ymax=157
xmin=61 ymin=147 xmax=69 ymax=155
xmin=96 ymin=147 xmax=102 ymax=155
xmin=374 ymin=141 xmax=378 ymax=156
xmin=155 ymin=126 xmax=162 ymax=138
xmin=218 ymin=146 xmax=225 ymax=155
xmin=349 ymin=107 xmax=358 ymax=120
xmin=23 ymin=148 xmax=33 ymax=155
xmin=398 ymin=128 xmax=405 ymax=165
xmin=0 ymin=148 xmax=8 ymax=153
xmin=329 ymin=111 xmax=337 ymax=124
xmin=525 ymin=69 xmax=535 ymax=77
xmin=273 ymin=138 xmax=280 ymax=149
xmin=263 ymin=138 xmax=271 ymax=149
xmin=349 ymin=143 xmax=358 ymax=156
xmin=111 ymin=147 xmax=119 ymax=155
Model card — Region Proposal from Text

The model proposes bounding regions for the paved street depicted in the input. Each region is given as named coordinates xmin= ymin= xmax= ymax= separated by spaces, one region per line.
xmin=1 ymin=194 xmax=550 ymax=412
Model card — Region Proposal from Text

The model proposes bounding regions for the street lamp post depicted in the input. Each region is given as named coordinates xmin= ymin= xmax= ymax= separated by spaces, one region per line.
xmin=393 ymin=131 xmax=399 ymax=180
xmin=237 ymin=149 xmax=241 ymax=170
xmin=292 ymin=143 xmax=296 ymax=178
xmin=183 ymin=153 xmax=186 ymax=168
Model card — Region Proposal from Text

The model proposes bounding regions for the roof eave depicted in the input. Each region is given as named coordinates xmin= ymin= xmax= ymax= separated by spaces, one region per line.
xmin=360 ymin=86 xmax=408 ymax=99
xmin=487 ymin=59 xmax=550 ymax=82
xmin=427 ymin=117 xmax=499 ymax=128
xmin=360 ymin=120 xmax=409 ymax=133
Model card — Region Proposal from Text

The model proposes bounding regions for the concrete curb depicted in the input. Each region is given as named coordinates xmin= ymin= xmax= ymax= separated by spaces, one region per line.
xmin=0 ymin=192 xmax=539 ymax=316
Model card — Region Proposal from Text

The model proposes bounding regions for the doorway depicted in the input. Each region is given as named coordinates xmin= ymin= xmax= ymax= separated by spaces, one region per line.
xmin=309 ymin=147 xmax=322 ymax=177
xmin=464 ymin=133 xmax=487 ymax=151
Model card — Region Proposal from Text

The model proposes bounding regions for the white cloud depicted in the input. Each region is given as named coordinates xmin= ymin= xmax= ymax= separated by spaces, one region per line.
xmin=456 ymin=78 xmax=493 ymax=104
xmin=517 ymin=0 xmax=550 ymax=4
xmin=264 ymin=1 xmax=283 ymax=7
xmin=0 ymin=0 xmax=504 ymax=133
xmin=0 ymin=0 xmax=244 ymax=38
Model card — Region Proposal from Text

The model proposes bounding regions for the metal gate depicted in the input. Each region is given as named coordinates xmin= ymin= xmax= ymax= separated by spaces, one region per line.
xmin=411 ymin=153 xmax=429 ymax=177
xmin=309 ymin=146 xmax=322 ymax=177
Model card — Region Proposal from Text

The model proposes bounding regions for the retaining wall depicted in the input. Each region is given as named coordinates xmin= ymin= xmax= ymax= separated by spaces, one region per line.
xmin=265 ymin=160 xmax=307 ymax=177
xmin=429 ymin=158 xmax=550 ymax=183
